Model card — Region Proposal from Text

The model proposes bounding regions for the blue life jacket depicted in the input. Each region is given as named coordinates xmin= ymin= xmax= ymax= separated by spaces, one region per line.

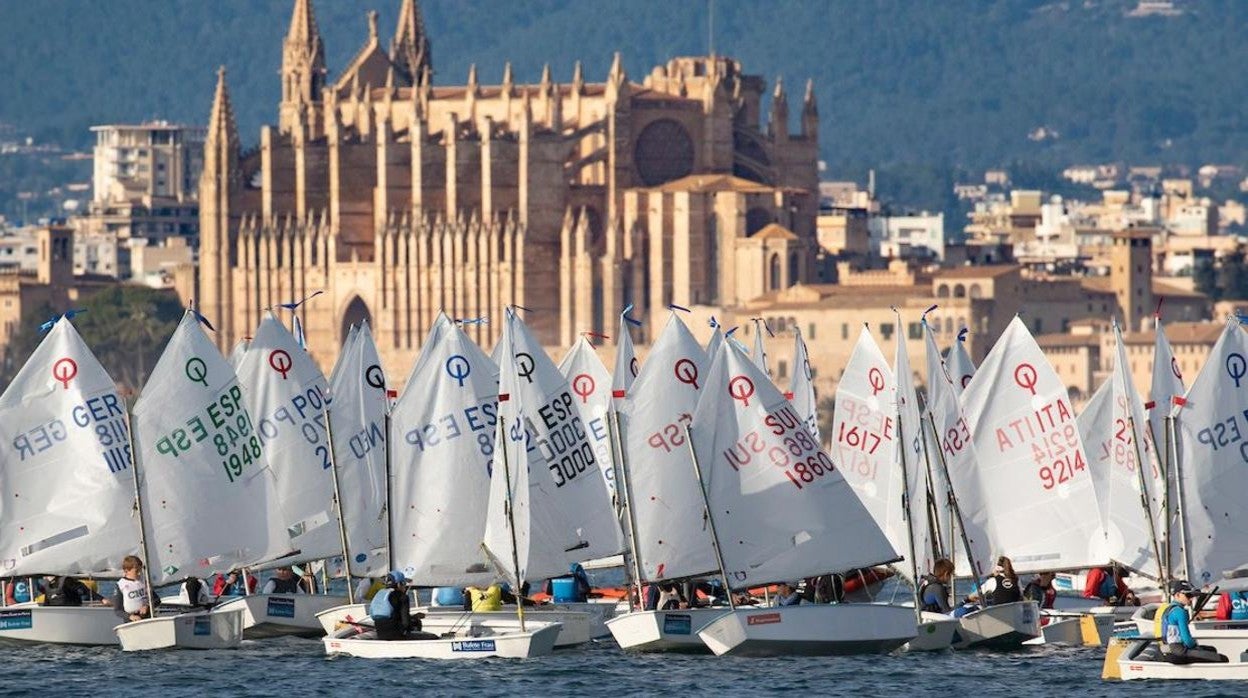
xmin=1231 ymin=591 xmax=1248 ymax=621
xmin=369 ymin=588 xmax=395 ymax=619
xmin=1096 ymin=574 xmax=1116 ymax=600
xmin=1161 ymin=603 xmax=1194 ymax=648
xmin=12 ymin=581 xmax=32 ymax=603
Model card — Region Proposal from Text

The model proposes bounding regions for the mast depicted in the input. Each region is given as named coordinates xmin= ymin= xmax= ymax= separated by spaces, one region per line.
xmin=685 ymin=426 xmax=735 ymax=611
xmin=122 ymin=396 xmax=156 ymax=619
xmin=384 ymin=407 xmax=396 ymax=576
xmin=1167 ymin=412 xmax=1192 ymax=583
xmin=1127 ymin=413 xmax=1165 ymax=588
xmin=926 ymin=411 xmax=986 ymax=601
xmin=895 ymin=409 xmax=922 ymax=621
xmin=496 ymin=413 xmax=526 ymax=631
xmin=324 ymin=408 xmax=356 ymax=604
xmin=609 ymin=409 xmax=645 ymax=611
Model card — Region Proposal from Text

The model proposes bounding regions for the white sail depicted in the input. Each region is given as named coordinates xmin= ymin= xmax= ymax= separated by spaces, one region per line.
xmin=922 ymin=320 xmax=981 ymax=575
xmin=228 ymin=339 xmax=249 ymax=371
xmin=611 ymin=313 xmax=639 ymax=404
xmin=833 ymin=327 xmax=903 ymax=562
xmin=947 ymin=334 xmax=977 ymax=398
xmin=558 ymin=336 xmax=618 ymax=497
xmin=788 ymin=327 xmax=820 ymax=442
xmin=327 ymin=321 xmax=389 ymax=577
xmin=1077 ymin=378 xmax=1114 ymax=545
xmin=0 ymin=319 xmax=138 ymax=576
xmin=960 ymin=316 xmax=1102 ymax=574
xmin=132 ymin=311 xmax=286 ymax=585
xmin=485 ymin=311 xmax=619 ymax=579
xmin=483 ymin=311 xmax=579 ymax=584
xmin=1110 ymin=322 xmax=1163 ymax=577
xmin=621 ymin=314 xmax=717 ymax=581
xmin=894 ymin=327 xmax=935 ymax=583
xmin=390 ymin=314 xmax=494 ymax=586
xmin=751 ymin=321 xmax=769 ymax=376
xmin=692 ymin=340 xmax=897 ymax=587
xmin=235 ymin=312 xmax=338 ymax=564
xmin=1175 ymin=319 xmax=1248 ymax=587
xmin=1148 ymin=319 xmax=1186 ymax=448
xmin=705 ymin=326 xmax=725 ymax=361
xmin=328 ymin=324 xmax=359 ymax=389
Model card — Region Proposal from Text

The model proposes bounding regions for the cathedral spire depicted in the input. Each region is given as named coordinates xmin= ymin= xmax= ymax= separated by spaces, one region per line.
xmin=280 ymin=0 xmax=326 ymax=134
xmin=392 ymin=0 xmax=432 ymax=86
xmin=770 ymin=76 xmax=789 ymax=140
xmin=801 ymin=78 xmax=818 ymax=138
xmin=207 ymin=66 xmax=240 ymax=156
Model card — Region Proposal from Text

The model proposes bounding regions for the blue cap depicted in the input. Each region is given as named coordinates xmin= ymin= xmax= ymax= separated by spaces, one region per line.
xmin=387 ymin=569 xmax=406 ymax=585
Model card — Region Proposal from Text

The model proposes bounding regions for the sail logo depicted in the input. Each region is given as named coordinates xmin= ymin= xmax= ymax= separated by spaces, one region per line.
xmin=1014 ymin=363 xmax=1039 ymax=395
xmin=184 ymin=358 xmax=208 ymax=387
xmin=267 ymin=350 xmax=292 ymax=380
xmin=728 ymin=376 xmax=755 ymax=407
xmin=867 ymin=368 xmax=885 ymax=395
xmin=571 ymin=374 xmax=595 ymax=403
xmin=51 ymin=358 xmax=77 ymax=389
xmin=445 ymin=355 xmax=471 ymax=386
xmin=1228 ymin=353 xmax=1247 ymax=387
xmin=674 ymin=360 xmax=700 ymax=389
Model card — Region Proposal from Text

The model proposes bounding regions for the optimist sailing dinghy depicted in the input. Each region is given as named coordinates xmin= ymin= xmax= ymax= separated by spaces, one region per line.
xmin=212 ymin=593 xmax=348 ymax=639
xmin=324 ymin=615 xmax=562 ymax=659
xmin=0 ymin=319 xmax=144 ymax=647
xmin=687 ymin=339 xmax=917 ymax=656
xmin=316 ymin=603 xmax=595 ymax=648
xmin=116 ymin=608 xmax=246 ymax=652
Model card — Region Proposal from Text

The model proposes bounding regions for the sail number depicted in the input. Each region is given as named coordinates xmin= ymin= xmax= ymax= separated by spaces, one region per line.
xmin=1028 ymin=423 xmax=1086 ymax=490
xmin=1194 ymin=411 xmax=1248 ymax=465
xmin=534 ymin=391 xmax=596 ymax=488
xmin=153 ymin=385 xmax=262 ymax=484
xmin=723 ymin=405 xmax=834 ymax=491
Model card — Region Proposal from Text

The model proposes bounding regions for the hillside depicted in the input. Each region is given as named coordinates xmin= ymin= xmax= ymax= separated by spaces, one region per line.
xmin=1 ymin=0 xmax=1246 ymax=178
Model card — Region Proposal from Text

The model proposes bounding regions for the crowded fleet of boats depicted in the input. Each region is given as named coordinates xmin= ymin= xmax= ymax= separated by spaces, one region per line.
xmin=2 ymin=299 xmax=1247 ymax=678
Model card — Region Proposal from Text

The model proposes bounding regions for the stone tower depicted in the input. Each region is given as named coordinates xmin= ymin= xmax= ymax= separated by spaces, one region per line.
xmin=1111 ymin=228 xmax=1154 ymax=332
xmin=279 ymin=0 xmax=327 ymax=136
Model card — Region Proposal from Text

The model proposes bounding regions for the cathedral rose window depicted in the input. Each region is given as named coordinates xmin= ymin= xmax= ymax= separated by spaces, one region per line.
xmin=634 ymin=119 xmax=695 ymax=186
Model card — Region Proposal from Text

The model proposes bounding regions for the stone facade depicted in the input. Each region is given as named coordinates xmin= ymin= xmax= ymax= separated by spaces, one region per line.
xmin=198 ymin=0 xmax=819 ymax=373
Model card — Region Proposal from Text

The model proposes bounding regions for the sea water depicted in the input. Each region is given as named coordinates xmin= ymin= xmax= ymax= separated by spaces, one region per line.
xmin=0 ymin=637 xmax=1227 ymax=697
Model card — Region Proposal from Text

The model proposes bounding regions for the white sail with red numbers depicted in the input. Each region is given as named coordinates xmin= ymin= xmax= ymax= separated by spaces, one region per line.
xmin=132 ymin=311 xmax=286 ymax=585
xmin=559 ymin=336 xmax=618 ymax=496
xmin=1174 ymin=319 xmax=1248 ymax=589
xmin=788 ymin=327 xmax=820 ymax=442
xmin=390 ymin=314 xmax=495 ymax=587
xmin=620 ymin=314 xmax=716 ymax=582
xmin=922 ymin=320 xmax=982 ymax=576
xmin=833 ymin=326 xmax=903 ymax=562
xmin=947 ymin=334 xmax=977 ymax=399
xmin=894 ymin=327 xmax=935 ymax=583
xmin=327 ymin=321 xmax=389 ymax=577
xmin=1075 ymin=325 xmax=1161 ymax=579
xmin=1148 ymin=318 xmax=1186 ymax=570
xmin=0 ymin=318 xmax=138 ymax=577
xmin=691 ymin=340 xmax=897 ymax=587
xmin=235 ymin=312 xmax=338 ymax=565
xmin=960 ymin=316 xmax=1103 ymax=574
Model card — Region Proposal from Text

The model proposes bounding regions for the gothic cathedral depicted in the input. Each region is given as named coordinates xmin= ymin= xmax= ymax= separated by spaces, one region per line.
xmin=198 ymin=0 xmax=821 ymax=372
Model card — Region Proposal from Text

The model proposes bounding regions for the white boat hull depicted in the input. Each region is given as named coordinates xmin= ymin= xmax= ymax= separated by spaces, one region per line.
xmin=0 ymin=605 xmax=121 ymax=647
xmin=954 ymin=601 xmax=1041 ymax=649
xmin=1024 ymin=611 xmax=1116 ymax=646
xmin=323 ymin=618 xmax=561 ymax=659
xmin=315 ymin=603 xmax=594 ymax=648
xmin=1116 ymin=638 xmax=1244 ymax=680
xmin=697 ymin=604 xmax=916 ymax=657
xmin=211 ymin=594 xmax=349 ymax=638
xmin=606 ymin=608 xmax=728 ymax=653
xmin=115 ymin=609 xmax=245 ymax=651
xmin=904 ymin=611 xmax=961 ymax=652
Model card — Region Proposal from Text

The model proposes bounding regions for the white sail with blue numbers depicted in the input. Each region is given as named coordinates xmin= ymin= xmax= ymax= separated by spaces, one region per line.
xmin=235 ymin=312 xmax=338 ymax=565
xmin=327 ymin=321 xmax=390 ymax=577
xmin=1174 ymin=318 xmax=1248 ymax=589
xmin=0 ymin=318 xmax=138 ymax=576
xmin=389 ymin=314 xmax=495 ymax=586
xmin=132 ymin=311 xmax=286 ymax=585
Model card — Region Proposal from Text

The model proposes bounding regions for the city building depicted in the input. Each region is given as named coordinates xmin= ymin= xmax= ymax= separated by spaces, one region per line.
xmin=198 ymin=0 xmax=820 ymax=372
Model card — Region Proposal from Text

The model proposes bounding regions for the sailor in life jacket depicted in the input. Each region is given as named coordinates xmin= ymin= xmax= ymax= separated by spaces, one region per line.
xmin=466 ymin=583 xmax=504 ymax=612
xmin=108 ymin=555 xmax=152 ymax=623
xmin=4 ymin=577 xmax=40 ymax=605
xmin=918 ymin=559 xmax=955 ymax=614
xmin=1158 ymin=580 xmax=1225 ymax=663
xmin=369 ymin=570 xmax=416 ymax=640
xmin=262 ymin=566 xmax=304 ymax=594
xmin=978 ymin=556 xmax=1023 ymax=606
xmin=1215 ymin=589 xmax=1248 ymax=621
